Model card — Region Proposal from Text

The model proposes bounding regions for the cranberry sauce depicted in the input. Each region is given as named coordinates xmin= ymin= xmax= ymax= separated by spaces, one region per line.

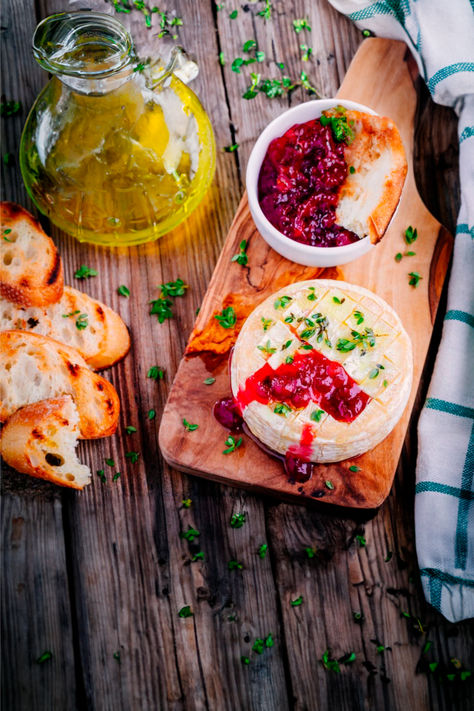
xmin=236 ymin=349 xmax=370 ymax=424
xmin=213 ymin=396 xmax=244 ymax=432
xmin=258 ymin=118 xmax=359 ymax=247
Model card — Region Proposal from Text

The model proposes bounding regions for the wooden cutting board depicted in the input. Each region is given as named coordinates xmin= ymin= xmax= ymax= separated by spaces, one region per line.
xmin=159 ymin=38 xmax=453 ymax=509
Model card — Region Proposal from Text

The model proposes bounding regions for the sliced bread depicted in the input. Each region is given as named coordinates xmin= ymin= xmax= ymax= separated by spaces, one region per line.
xmin=0 ymin=285 xmax=130 ymax=370
xmin=0 ymin=330 xmax=120 ymax=438
xmin=0 ymin=202 xmax=64 ymax=307
xmin=0 ymin=396 xmax=91 ymax=489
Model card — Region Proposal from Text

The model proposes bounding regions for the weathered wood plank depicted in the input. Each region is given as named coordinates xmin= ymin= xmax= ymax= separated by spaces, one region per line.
xmin=1 ymin=2 xmax=78 ymax=709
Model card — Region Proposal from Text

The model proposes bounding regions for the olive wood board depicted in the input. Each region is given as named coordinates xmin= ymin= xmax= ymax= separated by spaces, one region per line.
xmin=159 ymin=38 xmax=453 ymax=509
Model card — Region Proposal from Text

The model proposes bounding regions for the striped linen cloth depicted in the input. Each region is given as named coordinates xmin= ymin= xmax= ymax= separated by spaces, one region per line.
xmin=328 ymin=0 xmax=474 ymax=621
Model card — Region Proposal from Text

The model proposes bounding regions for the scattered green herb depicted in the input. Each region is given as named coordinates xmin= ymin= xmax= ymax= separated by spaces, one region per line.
xmin=352 ymin=611 xmax=364 ymax=623
xmin=333 ymin=296 xmax=345 ymax=304
xmin=36 ymin=651 xmax=52 ymax=664
xmin=362 ymin=29 xmax=373 ymax=37
xmin=0 ymin=100 xmax=21 ymax=117
xmin=3 ymin=153 xmax=12 ymax=166
xmin=97 ymin=469 xmax=106 ymax=483
xmin=257 ymin=0 xmax=272 ymax=19
xmin=149 ymin=297 xmax=173 ymax=322
xmin=113 ymin=651 xmax=121 ymax=662
xmin=105 ymin=458 xmax=116 ymax=467
xmin=349 ymin=165 xmax=356 ymax=174
xmin=231 ymin=239 xmax=248 ymax=266
xmin=274 ymin=295 xmax=292 ymax=309
xmin=62 ymin=310 xmax=80 ymax=319
xmin=300 ymin=44 xmax=313 ymax=61
xmin=293 ymin=18 xmax=311 ymax=33
xmin=224 ymin=142 xmax=239 ymax=153
xmin=383 ymin=379 xmax=388 ymax=387
xmin=408 ymin=271 xmax=422 ymax=287
xmin=281 ymin=339 xmax=293 ymax=351
xmin=125 ymin=425 xmax=137 ymax=435
xmin=160 ymin=278 xmax=188 ymax=298
xmin=125 ymin=451 xmax=139 ymax=463
xmin=148 ymin=409 xmax=156 ymax=420
xmin=182 ymin=498 xmax=192 ymax=508
xmin=310 ymin=409 xmax=324 ymax=423
xmin=274 ymin=403 xmax=291 ymax=416
xmin=223 ymin=435 xmax=243 ymax=454
xmin=290 ymin=595 xmax=303 ymax=607
xmin=243 ymin=39 xmax=257 ymax=52
xmin=180 ymin=527 xmax=200 ymax=542
xmin=229 ymin=9 xmax=238 ymax=19
xmin=325 ymin=480 xmax=334 ymax=490
xmin=252 ymin=638 xmax=265 ymax=654
xmin=405 ymin=225 xmax=418 ymax=244
xmin=204 ymin=377 xmax=216 ymax=385
xmin=261 ymin=317 xmax=274 ymax=331
xmin=178 ymin=605 xmax=193 ymax=618
xmin=285 ymin=355 xmax=294 ymax=364
xmin=117 ymin=285 xmax=130 ymax=298
xmin=257 ymin=340 xmax=277 ymax=355
xmin=241 ymin=655 xmax=250 ymax=665
xmin=183 ymin=418 xmax=199 ymax=431
xmin=307 ymin=287 xmax=317 ymax=301
xmin=228 ymin=560 xmax=243 ymax=570
xmin=395 ymin=252 xmax=403 ymax=262
xmin=305 ymin=547 xmax=316 ymax=558
xmin=353 ymin=310 xmax=364 ymax=325
xmin=219 ymin=51 xmax=225 ymax=66
xmin=74 ymin=265 xmax=97 ymax=279
xmin=148 ymin=366 xmax=165 ymax=381
xmin=336 ymin=327 xmax=376 ymax=353
xmin=368 ymin=363 xmax=385 ymax=379
xmin=349 ymin=465 xmax=360 ymax=472
xmin=192 ymin=551 xmax=205 ymax=562
xmin=356 ymin=534 xmax=366 ymax=547
xmin=321 ymin=649 xmax=340 ymax=673
xmin=112 ymin=472 xmax=121 ymax=482
xmin=75 ymin=313 xmax=88 ymax=330
xmin=215 ymin=306 xmax=237 ymax=329
xmin=2 ymin=228 xmax=12 ymax=241
xmin=320 ymin=108 xmax=355 ymax=144
xmin=384 ymin=551 xmax=393 ymax=562
xmin=230 ymin=512 xmax=246 ymax=528
xmin=406 ymin=251 xmax=416 ymax=257
xmin=258 ymin=543 xmax=268 ymax=558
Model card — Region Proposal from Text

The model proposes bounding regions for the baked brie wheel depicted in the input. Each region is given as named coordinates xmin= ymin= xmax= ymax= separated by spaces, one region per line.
xmin=230 ymin=280 xmax=413 ymax=463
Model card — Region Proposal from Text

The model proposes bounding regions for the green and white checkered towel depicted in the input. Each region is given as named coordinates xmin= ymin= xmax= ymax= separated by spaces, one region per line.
xmin=328 ymin=0 xmax=474 ymax=622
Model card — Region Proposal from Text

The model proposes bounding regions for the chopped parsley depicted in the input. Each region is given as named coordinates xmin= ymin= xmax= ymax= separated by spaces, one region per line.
xmin=117 ymin=285 xmax=130 ymax=298
xmin=258 ymin=543 xmax=268 ymax=558
xmin=290 ymin=595 xmax=303 ymax=607
xmin=148 ymin=366 xmax=164 ymax=381
xmin=125 ymin=425 xmax=137 ymax=434
xmin=219 ymin=51 xmax=225 ymax=66
xmin=257 ymin=340 xmax=276 ymax=355
xmin=310 ymin=409 xmax=324 ymax=423
xmin=408 ymin=271 xmax=422 ymax=287
xmin=180 ymin=527 xmax=200 ymax=542
xmin=125 ymin=451 xmax=139 ymax=463
xmin=214 ymin=306 xmax=237 ymax=328
xmin=223 ymin=435 xmax=243 ymax=454
xmin=149 ymin=297 xmax=173 ymax=322
xmin=405 ymin=225 xmax=418 ymax=244
xmin=228 ymin=560 xmax=243 ymax=570
xmin=274 ymin=403 xmax=291 ymax=416
xmin=183 ymin=418 xmax=198 ymax=431
xmin=242 ymin=39 xmax=257 ymax=52
xmin=231 ymin=239 xmax=248 ymax=266
xmin=241 ymin=655 xmax=250 ymax=665
xmin=204 ymin=377 xmax=216 ymax=385
xmin=230 ymin=512 xmax=246 ymax=528
xmin=261 ymin=317 xmax=274 ymax=331
xmin=252 ymin=638 xmax=265 ymax=654
xmin=274 ymin=295 xmax=292 ymax=310
xmin=160 ymin=278 xmax=187 ymax=298
xmin=178 ymin=605 xmax=193 ymax=618
xmin=74 ymin=265 xmax=97 ymax=279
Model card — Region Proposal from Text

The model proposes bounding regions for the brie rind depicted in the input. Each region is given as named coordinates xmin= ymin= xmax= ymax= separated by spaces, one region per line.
xmin=231 ymin=280 xmax=413 ymax=463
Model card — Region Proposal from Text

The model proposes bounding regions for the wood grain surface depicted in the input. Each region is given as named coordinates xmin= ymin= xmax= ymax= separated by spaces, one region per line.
xmin=159 ymin=38 xmax=453 ymax=509
xmin=1 ymin=1 xmax=472 ymax=710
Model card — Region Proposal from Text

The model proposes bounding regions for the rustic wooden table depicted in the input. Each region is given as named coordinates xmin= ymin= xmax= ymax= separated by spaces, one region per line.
xmin=1 ymin=1 xmax=472 ymax=710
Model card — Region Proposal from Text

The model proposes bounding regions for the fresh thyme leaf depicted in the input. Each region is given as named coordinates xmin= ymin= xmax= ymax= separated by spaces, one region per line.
xmin=274 ymin=295 xmax=292 ymax=310
xmin=368 ymin=363 xmax=385 ymax=379
xmin=353 ymin=310 xmax=364 ymax=325
xmin=339 ymin=652 xmax=356 ymax=665
xmin=300 ymin=343 xmax=313 ymax=350
xmin=310 ymin=409 xmax=324 ymax=423
xmin=125 ymin=451 xmax=139 ymax=463
xmin=228 ymin=560 xmax=243 ymax=570
xmin=321 ymin=649 xmax=340 ymax=672
xmin=223 ymin=435 xmax=243 ymax=454
xmin=293 ymin=18 xmax=311 ymax=33
xmin=281 ymin=339 xmax=293 ymax=351
xmin=113 ymin=651 xmax=121 ymax=662
xmin=383 ymin=379 xmax=388 ymax=388
xmin=325 ymin=480 xmax=334 ymax=490
xmin=408 ymin=271 xmax=422 ymax=287
xmin=148 ymin=409 xmax=156 ymax=420
xmin=75 ymin=313 xmax=88 ymax=330
xmin=257 ymin=340 xmax=276 ymax=355
xmin=300 ymin=71 xmax=319 ymax=94
xmin=384 ymin=551 xmax=393 ymax=562
xmin=352 ymin=611 xmax=363 ymax=623
xmin=204 ymin=377 xmax=216 ymax=385
xmin=0 ymin=100 xmax=22 ymax=117
xmin=253 ymin=638 xmax=265 ymax=654
xmin=160 ymin=278 xmax=188 ymax=298
xmin=183 ymin=418 xmax=199 ymax=431
xmin=149 ymin=297 xmax=173 ymax=322
xmin=405 ymin=225 xmax=418 ymax=244
xmin=307 ymin=287 xmax=317 ymax=301
xmin=349 ymin=465 xmax=360 ymax=472
xmin=105 ymin=458 xmax=115 ymax=467
xmin=243 ymin=39 xmax=257 ymax=52
xmin=349 ymin=165 xmax=356 ymax=174
xmin=148 ymin=366 xmax=164 ymax=381
xmin=285 ymin=355 xmax=294 ymax=364
xmin=182 ymin=498 xmax=192 ymax=508
xmin=229 ymin=9 xmax=238 ymax=19
xmin=231 ymin=239 xmax=248 ymax=266
xmin=125 ymin=425 xmax=137 ymax=434
xmin=74 ymin=265 xmax=97 ymax=279
xmin=97 ymin=469 xmax=106 ymax=483
xmin=301 ymin=327 xmax=316 ymax=340
xmin=192 ymin=551 xmax=205 ymax=562
xmin=395 ymin=252 xmax=403 ymax=262
xmin=300 ymin=44 xmax=313 ymax=61
xmin=305 ymin=547 xmax=316 ymax=558
xmin=257 ymin=0 xmax=272 ymax=19
xmin=112 ymin=472 xmax=121 ymax=482
xmin=261 ymin=317 xmax=274 ymax=331
xmin=231 ymin=57 xmax=244 ymax=73
xmin=290 ymin=595 xmax=303 ymax=606
xmin=178 ymin=605 xmax=193 ymax=618
xmin=336 ymin=327 xmax=376 ymax=353
xmin=320 ymin=108 xmax=355 ymax=144
xmin=214 ymin=306 xmax=237 ymax=328
xmin=406 ymin=251 xmax=416 ymax=256
xmin=180 ymin=526 xmax=200 ymax=542
xmin=258 ymin=543 xmax=268 ymax=558
xmin=355 ymin=534 xmax=366 ymax=547
xmin=224 ymin=143 xmax=239 ymax=152
xmin=219 ymin=51 xmax=225 ymax=66
xmin=62 ymin=310 xmax=81 ymax=318
xmin=117 ymin=285 xmax=130 ymax=297
xmin=241 ymin=655 xmax=250 ymax=665
xmin=230 ymin=512 xmax=246 ymax=528
xmin=265 ymin=633 xmax=274 ymax=648
xmin=332 ymin=296 xmax=345 ymax=304
xmin=36 ymin=651 xmax=52 ymax=664
xmin=274 ymin=403 xmax=291 ymax=416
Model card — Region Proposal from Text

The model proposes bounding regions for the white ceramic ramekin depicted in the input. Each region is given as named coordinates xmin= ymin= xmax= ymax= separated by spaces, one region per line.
xmin=246 ymin=99 xmax=378 ymax=267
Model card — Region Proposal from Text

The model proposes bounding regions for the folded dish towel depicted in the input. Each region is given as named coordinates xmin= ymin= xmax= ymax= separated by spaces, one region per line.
xmin=328 ymin=0 xmax=474 ymax=622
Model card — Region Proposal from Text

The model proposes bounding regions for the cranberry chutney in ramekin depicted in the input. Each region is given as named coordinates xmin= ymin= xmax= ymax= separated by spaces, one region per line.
xmin=246 ymin=100 xmax=380 ymax=267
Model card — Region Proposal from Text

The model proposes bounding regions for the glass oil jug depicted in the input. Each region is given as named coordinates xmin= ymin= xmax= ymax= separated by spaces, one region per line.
xmin=20 ymin=12 xmax=216 ymax=246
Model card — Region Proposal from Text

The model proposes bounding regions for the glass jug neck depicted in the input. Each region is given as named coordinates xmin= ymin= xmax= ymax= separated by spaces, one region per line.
xmin=33 ymin=11 xmax=135 ymax=95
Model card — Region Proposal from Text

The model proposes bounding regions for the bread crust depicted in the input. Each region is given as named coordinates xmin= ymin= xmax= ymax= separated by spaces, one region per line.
xmin=0 ymin=396 xmax=90 ymax=489
xmin=0 ymin=330 xmax=120 ymax=438
xmin=336 ymin=111 xmax=407 ymax=244
xmin=0 ymin=202 xmax=64 ymax=306
xmin=231 ymin=279 xmax=413 ymax=463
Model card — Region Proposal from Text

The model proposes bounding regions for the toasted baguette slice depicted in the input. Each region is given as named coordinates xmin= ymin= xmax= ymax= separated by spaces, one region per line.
xmin=0 ymin=396 xmax=91 ymax=489
xmin=335 ymin=109 xmax=407 ymax=244
xmin=0 ymin=331 xmax=120 ymax=438
xmin=0 ymin=286 xmax=130 ymax=370
xmin=0 ymin=202 xmax=64 ymax=307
